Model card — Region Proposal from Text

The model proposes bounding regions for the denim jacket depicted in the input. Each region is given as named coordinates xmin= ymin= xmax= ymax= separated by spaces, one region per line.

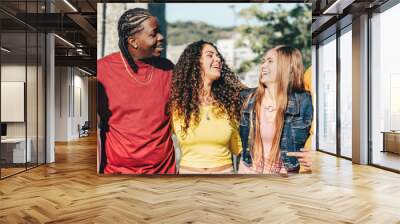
xmin=239 ymin=88 xmax=313 ymax=172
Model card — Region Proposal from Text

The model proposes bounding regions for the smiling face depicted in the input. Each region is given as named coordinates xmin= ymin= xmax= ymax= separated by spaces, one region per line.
xmin=199 ymin=44 xmax=222 ymax=83
xmin=259 ymin=48 xmax=278 ymax=86
xmin=128 ymin=16 xmax=164 ymax=58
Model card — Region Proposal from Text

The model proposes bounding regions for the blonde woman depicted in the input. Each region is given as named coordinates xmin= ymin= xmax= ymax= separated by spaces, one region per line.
xmin=238 ymin=45 xmax=313 ymax=174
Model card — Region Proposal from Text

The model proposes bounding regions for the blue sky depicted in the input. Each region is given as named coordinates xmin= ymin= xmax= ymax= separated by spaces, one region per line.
xmin=166 ymin=3 xmax=299 ymax=28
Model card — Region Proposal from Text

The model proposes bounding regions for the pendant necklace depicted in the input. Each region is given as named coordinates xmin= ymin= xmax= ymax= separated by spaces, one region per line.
xmin=206 ymin=110 xmax=211 ymax=120
xmin=264 ymin=105 xmax=276 ymax=112
xmin=264 ymin=87 xmax=276 ymax=112
xmin=203 ymin=95 xmax=213 ymax=121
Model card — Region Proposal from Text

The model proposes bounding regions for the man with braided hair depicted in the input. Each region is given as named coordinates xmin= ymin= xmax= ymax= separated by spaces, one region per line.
xmin=97 ymin=8 xmax=176 ymax=174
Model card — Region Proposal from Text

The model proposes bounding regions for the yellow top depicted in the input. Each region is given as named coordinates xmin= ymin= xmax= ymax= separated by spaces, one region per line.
xmin=303 ymin=66 xmax=314 ymax=146
xmin=304 ymin=67 xmax=312 ymax=93
xmin=172 ymin=105 xmax=242 ymax=168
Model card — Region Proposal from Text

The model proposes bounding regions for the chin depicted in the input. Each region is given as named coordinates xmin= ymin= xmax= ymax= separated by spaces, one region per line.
xmin=152 ymin=49 xmax=163 ymax=56
xmin=259 ymin=79 xmax=268 ymax=86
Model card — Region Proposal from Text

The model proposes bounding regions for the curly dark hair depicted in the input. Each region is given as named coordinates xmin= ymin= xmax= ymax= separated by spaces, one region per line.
xmin=169 ymin=40 xmax=244 ymax=136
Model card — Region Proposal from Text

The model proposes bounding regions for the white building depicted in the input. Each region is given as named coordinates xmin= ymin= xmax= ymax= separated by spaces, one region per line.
xmin=242 ymin=66 xmax=259 ymax=88
xmin=216 ymin=35 xmax=257 ymax=80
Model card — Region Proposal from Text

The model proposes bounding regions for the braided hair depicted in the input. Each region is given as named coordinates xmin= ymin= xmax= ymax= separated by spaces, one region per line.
xmin=118 ymin=8 xmax=153 ymax=72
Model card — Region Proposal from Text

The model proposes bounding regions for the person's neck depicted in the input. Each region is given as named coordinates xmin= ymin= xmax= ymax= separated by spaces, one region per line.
xmin=127 ymin=47 xmax=150 ymax=62
xmin=200 ymin=79 xmax=213 ymax=104
xmin=203 ymin=84 xmax=212 ymax=96
xmin=263 ymin=83 xmax=277 ymax=105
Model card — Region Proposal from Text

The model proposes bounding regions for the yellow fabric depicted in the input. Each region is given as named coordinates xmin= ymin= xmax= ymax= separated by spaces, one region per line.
xmin=304 ymin=67 xmax=313 ymax=93
xmin=301 ymin=67 xmax=313 ymax=173
xmin=172 ymin=105 xmax=242 ymax=168
xmin=304 ymin=67 xmax=313 ymax=150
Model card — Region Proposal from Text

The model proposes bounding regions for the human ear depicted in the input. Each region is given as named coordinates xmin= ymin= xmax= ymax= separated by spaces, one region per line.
xmin=127 ymin=36 xmax=138 ymax=49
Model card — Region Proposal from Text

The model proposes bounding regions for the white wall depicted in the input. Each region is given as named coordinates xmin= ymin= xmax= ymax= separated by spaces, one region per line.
xmin=1 ymin=64 xmax=30 ymax=138
xmin=1 ymin=63 xmax=46 ymax=163
xmin=71 ymin=72 xmax=89 ymax=138
xmin=55 ymin=66 xmax=69 ymax=141
xmin=54 ymin=67 xmax=89 ymax=141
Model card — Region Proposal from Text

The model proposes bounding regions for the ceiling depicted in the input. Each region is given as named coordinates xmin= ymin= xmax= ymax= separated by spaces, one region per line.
xmin=1 ymin=0 xmax=397 ymax=75
xmin=0 ymin=0 xmax=99 ymax=74
xmin=311 ymin=0 xmax=390 ymax=44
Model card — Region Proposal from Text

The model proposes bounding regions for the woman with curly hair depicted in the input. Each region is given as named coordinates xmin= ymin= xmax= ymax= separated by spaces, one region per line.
xmin=170 ymin=40 xmax=244 ymax=174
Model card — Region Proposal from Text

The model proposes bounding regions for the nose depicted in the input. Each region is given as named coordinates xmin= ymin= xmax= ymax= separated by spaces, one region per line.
xmin=157 ymin=33 xmax=164 ymax=42
xmin=261 ymin=61 xmax=268 ymax=69
xmin=214 ymin=55 xmax=221 ymax=63
xmin=260 ymin=63 xmax=267 ymax=71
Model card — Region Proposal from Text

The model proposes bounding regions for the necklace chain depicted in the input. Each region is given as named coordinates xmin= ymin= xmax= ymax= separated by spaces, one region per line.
xmin=120 ymin=53 xmax=154 ymax=84
xmin=263 ymin=87 xmax=276 ymax=112
xmin=264 ymin=105 xmax=276 ymax=112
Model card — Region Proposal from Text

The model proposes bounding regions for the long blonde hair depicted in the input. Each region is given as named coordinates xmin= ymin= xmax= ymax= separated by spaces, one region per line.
xmin=251 ymin=45 xmax=305 ymax=169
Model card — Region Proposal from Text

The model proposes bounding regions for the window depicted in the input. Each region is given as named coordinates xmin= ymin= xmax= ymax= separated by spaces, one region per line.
xmin=317 ymin=35 xmax=337 ymax=154
xmin=370 ymin=3 xmax=400 ymax=171
xmin=339 ymin=27 xmax=352 ymax=158
xmin=0 ymin=0 xmax=47 ymax=179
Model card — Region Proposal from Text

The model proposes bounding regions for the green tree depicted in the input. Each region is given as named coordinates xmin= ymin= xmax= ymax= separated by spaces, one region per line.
xmin=237 ymin=4 xmax=312 ymax=74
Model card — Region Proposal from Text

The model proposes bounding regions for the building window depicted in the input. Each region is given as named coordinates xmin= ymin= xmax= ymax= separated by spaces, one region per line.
xmin=371 ymin=3 xmax=400 ymax=171
xmin=339 ymin=26 xmax=352 ymax=158
xmin=317 ymin=35 xmax=337 ymax=154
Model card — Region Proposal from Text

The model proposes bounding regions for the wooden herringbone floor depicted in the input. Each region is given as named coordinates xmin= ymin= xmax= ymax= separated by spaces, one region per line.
xmin=0 ymin=134 xmax=400 ymax=224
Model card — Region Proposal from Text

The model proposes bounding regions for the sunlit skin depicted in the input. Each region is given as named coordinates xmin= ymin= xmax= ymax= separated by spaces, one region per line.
xmin=199 ymin=44 xmax=222 ymax=103
xmin=259 ymin=49 xmax=278 ymax=86
xmin=127 ymin=16 xmax=164 ymax=60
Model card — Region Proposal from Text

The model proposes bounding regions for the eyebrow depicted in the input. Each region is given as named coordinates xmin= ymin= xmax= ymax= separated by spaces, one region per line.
xmin=206 ymin=51 xmax=221 ymax=57
xmin=149 ymin=27 xmax=158 ymax=33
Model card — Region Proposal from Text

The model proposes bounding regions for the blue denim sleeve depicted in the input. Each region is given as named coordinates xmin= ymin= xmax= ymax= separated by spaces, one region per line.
xmin=294 ymin=92 xmax=313 ymax=148
xmin=302 ymin=92 xmax=313 ymax=127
